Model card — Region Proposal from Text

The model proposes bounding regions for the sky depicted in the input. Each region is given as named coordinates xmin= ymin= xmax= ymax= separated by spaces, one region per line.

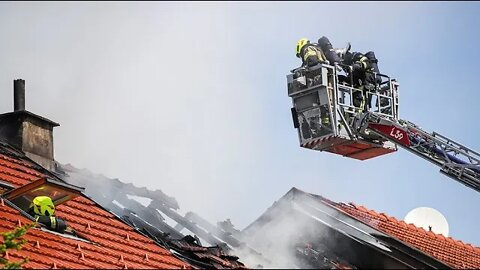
xmin=1 ymin=1 xmax=480 ymax=246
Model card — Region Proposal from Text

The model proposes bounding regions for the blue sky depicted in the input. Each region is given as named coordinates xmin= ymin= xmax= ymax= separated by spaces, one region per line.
xmin=0 ymin=2 xmax=479 ymax=246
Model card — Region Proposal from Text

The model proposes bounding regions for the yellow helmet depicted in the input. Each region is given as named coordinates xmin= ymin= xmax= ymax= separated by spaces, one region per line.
xmin=30 ymin=196 xmax=55 ymax=216
xmin=296 ymin=38 xmax=310 ymax=58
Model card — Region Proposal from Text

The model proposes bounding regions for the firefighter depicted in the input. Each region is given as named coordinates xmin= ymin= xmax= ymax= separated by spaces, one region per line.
xmin=296 ymin=38 xmax=327 ymax=68
xmin=317 ymin=36 xmax=344 ymax=66
xmin=295 ymin=38 xmax=331 ymax=129
xmin=342 ymin=50 xmax=382 ymax=111
xmin=28 ymin=196 xmax=67 ymax=233
xmin=343 ymin=50 xmax=381 ymax=86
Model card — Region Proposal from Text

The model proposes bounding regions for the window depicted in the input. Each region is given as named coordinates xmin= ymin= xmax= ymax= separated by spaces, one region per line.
xmin=1 ymin=177 xmax=88 ymax=239
xmin=2 ymin=177 xmax=85 ymax=214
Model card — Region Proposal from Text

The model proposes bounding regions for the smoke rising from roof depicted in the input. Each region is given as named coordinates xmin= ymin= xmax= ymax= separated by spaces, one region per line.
xmin=237 ymin=191 xmax=340 ymax=269
xmin=1 ymin=1 xmax=480 ymax=248
xmin=0 ymin=1 xmax=426 ymax=232
xmin=237 ymin=210 xmax=306 ymax=268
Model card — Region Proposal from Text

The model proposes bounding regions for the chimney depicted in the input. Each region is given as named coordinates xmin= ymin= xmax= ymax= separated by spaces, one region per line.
xmin=0 ymin=79 xmax=59 ymax=171
xmin=14 ymin=79 xmax=25 ymax=111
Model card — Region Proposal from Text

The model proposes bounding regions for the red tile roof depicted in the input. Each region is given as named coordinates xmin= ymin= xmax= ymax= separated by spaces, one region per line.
xmin=330 ymin=200 xmax=480 ymax=269
xmin=0 ymin=152 xmax=191 ymax=269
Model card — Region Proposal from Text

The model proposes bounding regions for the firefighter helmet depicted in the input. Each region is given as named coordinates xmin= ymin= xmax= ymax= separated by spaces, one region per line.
xmin=30 ymin=196 xmax=55 ymax=216
xmin=296 ymin=38 xmax=310 ymax=58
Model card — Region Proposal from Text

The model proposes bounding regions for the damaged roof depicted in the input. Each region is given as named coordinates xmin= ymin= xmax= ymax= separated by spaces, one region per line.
xmin=243 ymin=187 xmax=480 ymax=269
xmin=0 ymin=141 xmax=191 ymax=269
xmin=57 ymin=163 xmax=253 ymax=269
xmin=168 ymin=235 xmax=247 ymax=269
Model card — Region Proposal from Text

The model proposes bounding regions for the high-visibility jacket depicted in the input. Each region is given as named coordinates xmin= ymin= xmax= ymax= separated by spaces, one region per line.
xmin=299 ymin=43 xmax=327 ymax=68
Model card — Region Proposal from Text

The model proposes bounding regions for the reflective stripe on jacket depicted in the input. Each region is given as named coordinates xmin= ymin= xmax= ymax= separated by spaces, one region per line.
xmin=300 ymin=44 xmax=327 ymax=67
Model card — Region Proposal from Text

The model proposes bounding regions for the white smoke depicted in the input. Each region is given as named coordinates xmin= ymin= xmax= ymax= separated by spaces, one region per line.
xmin=234 ymin=192 xmax=332 ymax=269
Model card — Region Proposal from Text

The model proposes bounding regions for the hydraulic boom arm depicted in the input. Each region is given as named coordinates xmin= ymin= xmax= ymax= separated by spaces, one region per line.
xmin=362 ymin=112 xmax=480 ymax=192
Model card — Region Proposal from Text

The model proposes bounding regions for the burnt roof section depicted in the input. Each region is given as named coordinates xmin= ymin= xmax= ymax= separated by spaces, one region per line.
xmin=57 ymin=163 xmax=254 ymax=269
xmin=122 ymin=213 xmax=247 ymax=269
xmin=58 ymin=163 xmax=179 ymax=210
xmin=242 ymin=187 xmax=451 ymax=269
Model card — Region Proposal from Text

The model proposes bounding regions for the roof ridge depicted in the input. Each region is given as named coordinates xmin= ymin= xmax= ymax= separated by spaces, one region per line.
xmin=346 ymin=202 xmax=480 ymax=255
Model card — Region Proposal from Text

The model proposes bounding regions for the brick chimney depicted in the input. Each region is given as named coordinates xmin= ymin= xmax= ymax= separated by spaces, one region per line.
xmin=0 ymin=79 xmax=59 ymax=171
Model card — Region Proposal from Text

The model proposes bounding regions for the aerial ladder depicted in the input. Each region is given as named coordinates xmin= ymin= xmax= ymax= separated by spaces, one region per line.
xmin=287 ymin=63 xmax=480 ymax=192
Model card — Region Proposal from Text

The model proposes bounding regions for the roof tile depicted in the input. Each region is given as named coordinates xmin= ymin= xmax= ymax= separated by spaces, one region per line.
xmin=334 ymin=202 xmax=480 ymax=269
xmin=0 ymin=153 xmax=191 ymax=269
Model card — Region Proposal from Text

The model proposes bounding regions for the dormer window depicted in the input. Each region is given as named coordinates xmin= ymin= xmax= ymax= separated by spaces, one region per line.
xmin=3 ymin=177 xmax=84 ymax=212
xmin=0 ymin=178 xmax=97 ymax=245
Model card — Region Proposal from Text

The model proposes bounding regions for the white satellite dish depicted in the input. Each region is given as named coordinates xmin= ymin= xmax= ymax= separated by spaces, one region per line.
xmin=404 ymin=207 xmax=449 ymax=237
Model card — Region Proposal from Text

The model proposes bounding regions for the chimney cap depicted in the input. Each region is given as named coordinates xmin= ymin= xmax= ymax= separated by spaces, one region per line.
xmin=0 ymin=110 xmax=59 ymax=127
